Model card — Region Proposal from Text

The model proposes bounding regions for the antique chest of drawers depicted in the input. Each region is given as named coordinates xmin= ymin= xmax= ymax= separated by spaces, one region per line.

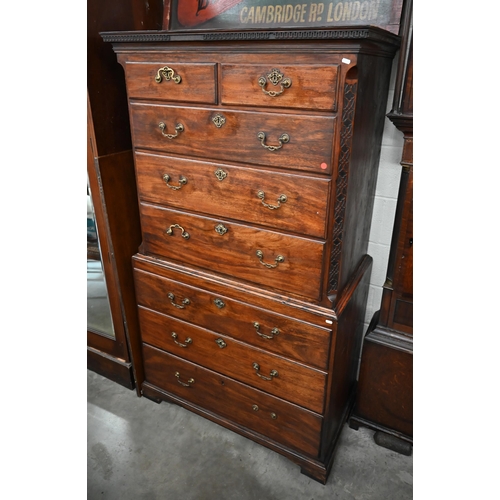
xmin=104 ymin=26 xmax=399 ymax=484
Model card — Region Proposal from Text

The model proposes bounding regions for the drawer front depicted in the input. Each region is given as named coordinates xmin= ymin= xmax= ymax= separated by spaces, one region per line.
xmin=143 ymin=344 xmax=323 ymax=456
xmin=139 ymin=307 xmax=327 ymax=413
xmin=129 ymin=102 xmax=335 ymax=175
xmin=123 ymin=62 xmax=217 ymax=103
xmin=139 ymin=203 xmax=325 ymax=300
xmin=134 ymin=268 xmax=331 ymax=370
xmin=221 ymin=64 xmax=339 ymax=111
xmin=135 ymin=151 xmax=330 ymax=239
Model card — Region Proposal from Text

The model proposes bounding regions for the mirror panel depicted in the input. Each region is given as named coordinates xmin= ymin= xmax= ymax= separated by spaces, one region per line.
xmin=87 ymin=183 xmax=115 ymax=338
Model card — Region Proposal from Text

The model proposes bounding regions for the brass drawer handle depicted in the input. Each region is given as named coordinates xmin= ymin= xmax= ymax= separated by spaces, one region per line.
xmin=251 ymin=405 xmax=277 ymax=419
xmin=171 ymin=332 xmax=192 ymax=348
xmin=253 ymin=322 xmax=280 ymax=340
xmin=155 ymin=66 xmax=182 ymax=84
xmin=166 ymin=224 xmax=190 ymax=239
xmin=252 ymin=363 xmax=278 ymax=381
xmin=258 ymin=68 xmax=291 ymax=97
xmin=162 ymin=174 xmax=187 ymax=190
xmin=256 ymin=250 xmax=284 ymax=269
xmin=167 ymin=292 xmax=190 ymax=309
xmin=257 ymin=132 xmax=289 ymax=151
xmin=159 ymin=122 xmax=184 ymax=139
xmin=257 ymin=190 xmax=287 ymax=210
xmin=175 ymin=372 xmax=194 ymax=387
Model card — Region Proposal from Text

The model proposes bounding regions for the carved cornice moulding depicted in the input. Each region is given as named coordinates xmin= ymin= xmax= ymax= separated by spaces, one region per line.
xmin=101 ymin=26 xmax=400 ymax=48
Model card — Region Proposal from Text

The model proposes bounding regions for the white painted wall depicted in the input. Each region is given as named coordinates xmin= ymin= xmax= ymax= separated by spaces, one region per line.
xmin=363 ymin=57 xmax=405 ymax=332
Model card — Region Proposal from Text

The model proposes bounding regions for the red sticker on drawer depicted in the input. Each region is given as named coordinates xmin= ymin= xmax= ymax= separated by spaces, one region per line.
xmin=320 ymin=163 xmax=328 ymax=170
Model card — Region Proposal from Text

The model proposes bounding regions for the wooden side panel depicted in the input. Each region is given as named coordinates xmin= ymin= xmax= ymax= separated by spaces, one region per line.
xmin=352 ymin=328 xmax=413 ymax=440
xmin=335 ymin=54 xmax=393 ymax=298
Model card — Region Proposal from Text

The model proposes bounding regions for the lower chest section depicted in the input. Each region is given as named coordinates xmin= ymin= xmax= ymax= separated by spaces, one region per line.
xmin=133 ymin=257 xmax=336 ymax=458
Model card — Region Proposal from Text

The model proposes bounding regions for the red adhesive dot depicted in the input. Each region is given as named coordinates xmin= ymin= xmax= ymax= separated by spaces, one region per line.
xmin=320 ymin=163 xmax=328 ymax=170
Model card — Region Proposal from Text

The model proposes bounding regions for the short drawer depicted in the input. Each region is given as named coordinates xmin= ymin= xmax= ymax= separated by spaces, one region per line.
xmin=143 ymin=344 xmax=323 ymax=456
xmin=129 ymin=102 xmax=336 ymax=175
xmin=221 ymin=64 xmax=339 ymax=111
xmin=139 ymin=203 xmax=325 ymax=300
xmin=139 ymin=307 xmax=327 ymax=413
xmin=133 ymin=267 xmax=331 ymax=370
xmin=134 ymin=151 xmax=331 ymax=239
xmin=123 ymin=62 xmax=217 ymax=103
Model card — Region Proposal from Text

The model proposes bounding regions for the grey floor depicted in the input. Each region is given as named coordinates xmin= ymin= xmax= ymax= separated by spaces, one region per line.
xmin=88 ymin=370 xmax=412 ymax=499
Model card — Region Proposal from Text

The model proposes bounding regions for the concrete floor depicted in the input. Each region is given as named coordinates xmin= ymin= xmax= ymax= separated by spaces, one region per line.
xmin=88 ymin=370 xmax=412 ymax=499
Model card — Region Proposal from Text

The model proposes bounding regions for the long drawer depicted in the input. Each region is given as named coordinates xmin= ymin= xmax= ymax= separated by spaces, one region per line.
xmin=134 ymin=151 xmax=331 ymax=239
xmin=133 ymin=267 xmax=332 ymax=370
xmin=129 ymin=102 xmax=336 ymax=174
xmin=142 ymin=344 xmax=323 ymax=457
xmin=139 ymin=202 xmax=325 ymax=300
xmin=139 ymin=306 xmax=327 ymax=413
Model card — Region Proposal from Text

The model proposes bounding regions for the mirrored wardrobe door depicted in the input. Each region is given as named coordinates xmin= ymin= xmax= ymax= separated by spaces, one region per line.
xmin=87 ymin=102 xmax=136 ymax=390
xmin=87 ymin=180 xmax=115 ymax=338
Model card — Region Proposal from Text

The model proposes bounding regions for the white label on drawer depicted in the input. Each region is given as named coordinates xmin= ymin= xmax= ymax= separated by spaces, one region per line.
xmin=325 ymin=319 xmax=333 ymax=325
xmin=342 ymin=58 xmax=351 ymax=64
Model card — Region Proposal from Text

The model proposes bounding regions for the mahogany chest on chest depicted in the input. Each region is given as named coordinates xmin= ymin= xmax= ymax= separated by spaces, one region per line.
xmin=103 ymin=27 xmax=399 ymax=483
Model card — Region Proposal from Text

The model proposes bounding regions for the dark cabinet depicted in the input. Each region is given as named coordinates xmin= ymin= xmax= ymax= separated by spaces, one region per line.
xmin=350 ymin=0 xmax=413 ymax=446
xmin=87 ymin=0 xmax=162 ymax=389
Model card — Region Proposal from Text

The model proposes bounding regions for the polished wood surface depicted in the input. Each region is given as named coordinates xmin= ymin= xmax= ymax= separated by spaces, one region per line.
xmin=138 ymin=202 xmax=325 ymax=300
xmin=134 ymin=265 xmax=332 ymax=369
xmin=129 ymin=102 xmax=336 ymax=174
xmin=134 ymin=151 xmax=331 ymax=238
xmin=142 ymin=344 xmax=323 ymax=456
xmin=107 ymin=26 xmax=400 ymax=483
xmin=139 ymin=306 xmax=327 ymax=413
xmin=221 ymin=63 xmax=339 ymax=111
xmin=124 ymin=61 xmax=217 ymax=103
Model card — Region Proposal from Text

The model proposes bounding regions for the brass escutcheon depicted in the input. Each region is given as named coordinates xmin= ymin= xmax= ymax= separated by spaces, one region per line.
xmin=212 ymin=114 xmax=226 ymax=128
xmin=215 ymin=338 xmax=227 ymax=349
xmin=214 ymin=298 xmax=225 ymax=309
xmin=214 ymin=168 xmax=228 ymax=181
xmin=258 ymin=68 xmax=292 ymax=97
xmin=214 ymin=224 xmax=228 ymax=235
xmin=155 ymin=66 xmax=182 ymax=84
xmin=257 ymin=131 xmax=290 ymax=151
xmin=162 ymin=174 xmax=187 ymax=190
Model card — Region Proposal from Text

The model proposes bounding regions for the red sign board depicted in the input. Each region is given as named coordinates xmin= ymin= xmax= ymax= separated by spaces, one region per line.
xmin=165 ymin=0 xmax=403 ymax=34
